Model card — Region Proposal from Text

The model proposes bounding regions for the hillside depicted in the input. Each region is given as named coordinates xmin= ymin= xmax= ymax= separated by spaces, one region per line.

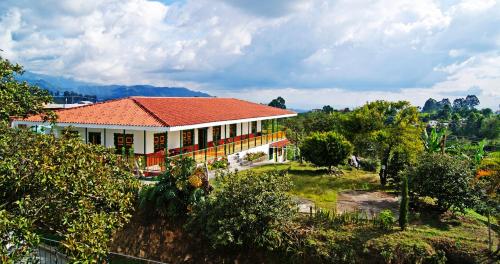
xmin=18 ymin=72 xmax=211 ymax=101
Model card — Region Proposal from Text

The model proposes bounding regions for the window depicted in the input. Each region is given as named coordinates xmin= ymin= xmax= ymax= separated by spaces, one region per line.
xmin=229 ymin=124 xmax=237 ymax=138
xmin=88 ymin=132 xmax=101 ymax=145
xmin=154 ymin=133 xmax=166 ymax=152
xmin=213 ymin=126 xmax=221 ymax=142
xmin=182 ymin=129 xmax=194 ymax=146
xmin=114 ymin=133 xmax=133 ymax=153
xmin=251 ymin=121 xmax=257 ymax=134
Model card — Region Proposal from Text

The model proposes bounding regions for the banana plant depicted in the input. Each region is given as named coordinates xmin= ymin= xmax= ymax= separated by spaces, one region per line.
xmin=423 ymin=127 xmax=448 ymax=153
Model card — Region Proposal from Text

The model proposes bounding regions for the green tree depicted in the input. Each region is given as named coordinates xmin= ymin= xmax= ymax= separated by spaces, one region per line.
xmin=139 ymin=157 xmax=210 ymax=217
xmin=0 ymin=56 xmax=53 ymax=122
xmin=399 ymin=175 xmax=409 ymax=230
xmin=479 ymin=115 xmax=500 ymax=139
xmin=322 ymin=105 xmax=334 ymax=113
xmin=422 ymin=98 xmax=438 ymax=113
xmin=283 ymin=116 xmax=306 ymax=161
xmin=0 ymin=127 xmax=139 ymax=261
xmin=188 ymin=170 xmax=296 ymax=250
xmin=268 ymin=96 xmax=286 ymax=109
xmin=408 ymin=153 xmax=475 ymax=212
xmin=301 ymin=131 xmax=353 ymax=172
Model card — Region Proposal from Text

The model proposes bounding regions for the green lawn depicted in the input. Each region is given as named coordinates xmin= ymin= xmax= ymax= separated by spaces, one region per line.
xmin=247 ymin=161 xmax=381 ymax=211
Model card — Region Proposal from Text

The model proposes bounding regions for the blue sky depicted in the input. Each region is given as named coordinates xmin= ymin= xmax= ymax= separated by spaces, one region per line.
xmin=0 ymin=0 xmax=499 ymax=109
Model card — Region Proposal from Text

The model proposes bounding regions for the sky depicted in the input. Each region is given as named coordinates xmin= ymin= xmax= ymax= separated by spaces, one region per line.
xmin=0 ymin=0 xmax=499 ymax=110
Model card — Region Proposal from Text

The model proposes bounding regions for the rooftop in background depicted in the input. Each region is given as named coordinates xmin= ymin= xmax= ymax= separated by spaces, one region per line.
xmin=18 ymin=97 xmax=296 ymax=128
xmin=44 ymin=101 xmax=94 ymax=110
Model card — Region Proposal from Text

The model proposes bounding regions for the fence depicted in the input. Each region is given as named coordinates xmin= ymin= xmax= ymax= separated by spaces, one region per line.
xmin=34 ymin=238 xmax=168 ymax=263
xmin=141 ymin=131 xmax=286 ymax=173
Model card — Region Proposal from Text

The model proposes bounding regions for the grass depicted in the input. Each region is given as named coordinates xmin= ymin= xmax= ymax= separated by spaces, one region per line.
xmin=246 ymin=161 xmax=381 ymax=211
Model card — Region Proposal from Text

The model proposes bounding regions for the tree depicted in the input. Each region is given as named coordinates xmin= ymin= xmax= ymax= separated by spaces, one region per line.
xmin=301 ymin=131 xmax=353 ymax=172
xmin=479 ymin=115 xmax=500 ymax=139
xmin=341 ymin=101 xmax=424 ymax=185
xmin=453 ymin=98 xmax=467 ymax=111
xmin=139 ymin=157 xmax=210 ymax=217
xmin=283 ymin=116 xmax=306 ymax=161
xmin=436 ymin=104 xmax=452 ymax=120
xmin=268 ymin=96 xmax=286 ymax=109
xmin=399 ymin=175 xmax=409 ymax=230
xmin=0 ymin=127 xmax=139 ymax=261
xmin=187 ymin=170 xmax=296 ymax=250
xmin=322 ymin=105 xmax=334 ymax=113
xmin=408 ymin=153 xmax=475 ymax=212
xmin=422 ymin=98 xmax=438 ymax=113
xmin=0 ymin=56 xmax=53 ymax=122
xmin=465 ymin=95 xmax=480 ymax=109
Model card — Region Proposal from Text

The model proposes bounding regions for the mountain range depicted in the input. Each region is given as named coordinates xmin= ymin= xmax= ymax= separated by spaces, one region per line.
xmin=18 ymin=72 xmax=210 ymax=101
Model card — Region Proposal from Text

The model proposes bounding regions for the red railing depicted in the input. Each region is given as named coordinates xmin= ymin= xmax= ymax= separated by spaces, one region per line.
xmin=141 ymin=131 xmax=286 ymax=173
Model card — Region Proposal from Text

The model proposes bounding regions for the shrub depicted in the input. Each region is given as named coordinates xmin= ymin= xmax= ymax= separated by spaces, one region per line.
xmin=140 ymin=157 xmax=211 ymax=217
xmin=358 ymin=158 xmax=379 ymax=172
xmin=244 ymin=151 xmax=267 ymax=162
xmin=301 ymin=131 xmax=353 ymax=172
xmin=187 ymin=170 xmax=296 ymax=250
xmin=408 ymin=153 xmax=476 ymax=212
xmin=376 ymin=210 xmax=395 ymax=230
xmin=208 ymin=157 xmax=229 ymax=170
xmin=0 ymin=126 xmax=139 ymax=261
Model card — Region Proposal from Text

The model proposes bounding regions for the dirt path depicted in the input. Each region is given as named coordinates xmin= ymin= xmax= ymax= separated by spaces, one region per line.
xmin=336 ymin=190 xmax=399 ymax=217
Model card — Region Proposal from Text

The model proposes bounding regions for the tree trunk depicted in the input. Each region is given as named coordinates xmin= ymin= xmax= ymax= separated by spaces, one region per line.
xmin=488 ymin=209 xmax=492 ymax=253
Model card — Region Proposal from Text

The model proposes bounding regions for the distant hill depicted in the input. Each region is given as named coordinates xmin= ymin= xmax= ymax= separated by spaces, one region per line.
xmin=18 ymin=72 xmax=211 ymax=102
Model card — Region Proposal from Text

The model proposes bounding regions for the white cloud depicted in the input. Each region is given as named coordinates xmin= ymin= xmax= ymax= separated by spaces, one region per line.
xmin=0 ymin=0 xmax=499 ymax=109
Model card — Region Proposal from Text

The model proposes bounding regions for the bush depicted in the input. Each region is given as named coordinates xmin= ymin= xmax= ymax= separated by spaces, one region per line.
xmin=0 ymin=126 xmax=139 ymax=261
xmin=208 ymin=157 xmax=229 ymax=170
xmin=187 ymin=170 xmax=296 ymax=250
xmin=358 ymin=158 xmax=379 ymax=172
xmin=376 ymin=210 xmax=395 ymax=231
xmin=244 ymin=151 xmax=267 ymax=162
xmin=301 ymin=131 xmax=353 ymax=172
xmin=408 ymin=153 xmax=476 ymax=212
xmin=140 ymin=157 xmax=211 ymax=217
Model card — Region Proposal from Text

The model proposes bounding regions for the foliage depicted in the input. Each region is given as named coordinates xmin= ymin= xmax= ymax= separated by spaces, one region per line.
xmin=358 ymin=158 xmax=379 ymax=172
xmin=0 ymin=210 xmax=39 ymax=263
xmin=0 ymin=126 xmax=139 ymax=261
xmin=301 ymin=131 xmax=353 ymax=172
xmin=399 ymin=175 xmax=409 ymax=230
xmin=188 ymin=170 xmax=296 ymax=250
xmin=479 ymin=115 xmax=500 ymax=139
xmin=208 ymin=157 xmax=229 ymax=170
xmin=140 ymin=157 xmax=210 ymax=217
xmin=338 ymin=100 xmax=424 ymax=185
xmin=423 ymin=127 xmax=447 ymax=153
xmin=244 ymin=151 xmax=267 ymax=162
xmin=0 ymin=56 xmax=54 ymax=122
xmin=375 ymin=210 xmax=395 ymax=231
xmin=408 ymin=153 xmax=476 ymax=212
xmin=268 ymin=96 xmax=286 ymax=109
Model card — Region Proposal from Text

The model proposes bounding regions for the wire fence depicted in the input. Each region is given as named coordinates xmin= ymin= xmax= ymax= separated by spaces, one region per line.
xmin=33 ymin=238 xmax=167 ymax=264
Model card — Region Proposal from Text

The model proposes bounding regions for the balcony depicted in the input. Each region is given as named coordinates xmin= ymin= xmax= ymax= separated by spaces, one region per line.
xmin=140 ymin=131 xmax=286 ymax=174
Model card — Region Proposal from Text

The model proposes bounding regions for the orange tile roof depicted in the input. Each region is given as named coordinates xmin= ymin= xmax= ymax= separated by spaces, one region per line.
xmin=17 ymin=97 xmax=296 ymax=128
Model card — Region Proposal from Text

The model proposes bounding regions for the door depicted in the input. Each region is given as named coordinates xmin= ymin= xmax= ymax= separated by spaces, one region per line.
xmin=88 ymin=132 xmax=101 ymax=145
xmin=198 ymin=128 xmax=208 ymax=149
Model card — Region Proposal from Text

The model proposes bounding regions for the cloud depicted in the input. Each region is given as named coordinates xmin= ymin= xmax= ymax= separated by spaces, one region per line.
xmin=0 ymin=0 xmax=499 ymax=109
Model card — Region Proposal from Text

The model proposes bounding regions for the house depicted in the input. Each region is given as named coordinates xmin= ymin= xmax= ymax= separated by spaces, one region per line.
xmin=12 ymin=97 xmax=297 ymax=173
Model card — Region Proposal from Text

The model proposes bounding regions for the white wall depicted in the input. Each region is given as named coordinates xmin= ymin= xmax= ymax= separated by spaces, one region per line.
xmin=24 ymin=118 xmax=279 ymax=155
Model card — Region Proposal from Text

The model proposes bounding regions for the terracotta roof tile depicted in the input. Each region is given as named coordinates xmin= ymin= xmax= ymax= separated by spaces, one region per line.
xmin=133 ymin=97 xmax=296 ymax=127
xmin=17 ymin=97 xmax=296 ymax=127
xmin=21 ymin=98 xmax=165 ymax=127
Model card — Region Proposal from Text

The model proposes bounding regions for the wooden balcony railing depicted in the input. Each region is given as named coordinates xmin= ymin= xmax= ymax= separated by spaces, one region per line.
xmin=140 ymin=131 xmax=286 ymax=173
